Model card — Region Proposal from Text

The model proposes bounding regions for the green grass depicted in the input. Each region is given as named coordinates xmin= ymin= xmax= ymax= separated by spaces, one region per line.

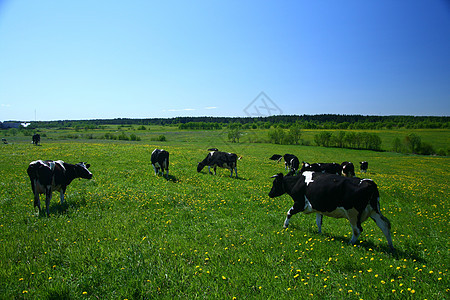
xmin=0 ymin=128 xmax=449 ymax=299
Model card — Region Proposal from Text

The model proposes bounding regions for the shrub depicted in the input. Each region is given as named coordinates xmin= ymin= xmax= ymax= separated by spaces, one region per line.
xmin=151 ymin=135 xmax=166 ymax=142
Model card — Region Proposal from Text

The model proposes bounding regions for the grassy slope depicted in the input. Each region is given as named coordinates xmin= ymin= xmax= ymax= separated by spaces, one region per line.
xmin=0 ymin=129 xmax=448 ymax=299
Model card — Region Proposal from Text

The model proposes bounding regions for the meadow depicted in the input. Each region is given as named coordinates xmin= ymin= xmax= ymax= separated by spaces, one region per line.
xmin=0 ymin=127 xmax=448 ymax=299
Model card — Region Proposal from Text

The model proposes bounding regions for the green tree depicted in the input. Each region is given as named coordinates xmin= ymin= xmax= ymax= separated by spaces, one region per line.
xmin=405 ymin=133 xmax=421 ymax=153
xmin=228 ymin=128 xmax=242 ymax=143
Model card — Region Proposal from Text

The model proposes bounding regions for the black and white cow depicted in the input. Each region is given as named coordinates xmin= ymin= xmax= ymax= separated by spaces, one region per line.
xmin=198 ymin=150 xmax=239 ymax=178
xmin=32 ymin=134 xmax=40 ymax=146
xmin=151 ymin=149 xmax=169 ymax=177
xmin=301 ymin=162 xmax=342 ymax=175
xmin=360 ymin=161 xmax=369 ymax=173
xmin=27 ymin=160 xmax=93 ymax=216
xmin=269 ymin=154 xmax=283 ymax=162
xmin=270 ymin=154 xmax=300 ymax=175
xmin=341 ymin=161 xmax=355 ymax=177
xmin=268 ymin=172 xmax=394 ymax=250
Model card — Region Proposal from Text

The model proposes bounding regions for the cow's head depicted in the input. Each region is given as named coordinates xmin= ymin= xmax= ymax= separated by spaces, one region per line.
xmin=75 ymin=162 xmax=93 ymax=179
xmin=197 ymin=162 xmax=205 ymax=172
xmin=341 ymin=162 xmax=355 ymax=177
xmin=268 ymin=173 xmax=285 ymax=198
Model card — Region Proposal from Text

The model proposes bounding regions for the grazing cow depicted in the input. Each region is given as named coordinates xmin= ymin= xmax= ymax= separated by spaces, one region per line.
xmin=301 ymin=162 xmax=342 ymax=175
xmin=208 ymin=148 xmax=219 ymax=151
xmin=341 ymin=161 xmax=355 ymax=177
xmin=151 ymin=149 xmax=169 ymax=177
xmin=269 ymin=154 xmax=283 ymax=162
xmin=32 ymin=134 xmax=40 ymax=146
xmin=360 ymin=161 xmax=369 ymax=173
xmin=268 ymin=172 xmax=394 ymax=250
xmin=270 ymin=154 xmax=300 ymax=175
xmin=27 ymin=160 xmax=93 ymax=216
xmin=198 ymin=151 xmax=239 ymax=178
xmin=2 ymin=138 xmax=7 ymax=144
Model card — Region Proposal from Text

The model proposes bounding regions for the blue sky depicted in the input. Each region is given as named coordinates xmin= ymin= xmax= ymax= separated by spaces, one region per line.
xmin=1 ymin=0 xmax=449 ymax=121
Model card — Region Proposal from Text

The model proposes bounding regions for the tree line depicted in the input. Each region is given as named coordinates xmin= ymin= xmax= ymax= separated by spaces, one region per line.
xmin=23 ymin=114 xmax=449 ymax=130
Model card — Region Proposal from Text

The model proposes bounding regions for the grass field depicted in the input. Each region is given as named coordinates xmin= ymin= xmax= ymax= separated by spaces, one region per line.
xmin=0 ymin=127 xmax=448 ymax=299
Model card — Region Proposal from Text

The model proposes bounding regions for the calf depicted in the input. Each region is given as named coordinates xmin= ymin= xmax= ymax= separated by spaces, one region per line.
xmin=27 ymin=160 xmax=93 ymax=216
xmin=198 ymin=151 xmax=239 ymax=178
xmin=268 ymin=172 xmax=394 ymax=250
xmin=360 ymin=161 xmax=369 ymax=173
xmin=301 ymin=162 xmax=342 ymax=175
xmin=341 ymin=161 xmax=355 ymax=177
xmin=151 ymin=149 xmax=169 ymax=177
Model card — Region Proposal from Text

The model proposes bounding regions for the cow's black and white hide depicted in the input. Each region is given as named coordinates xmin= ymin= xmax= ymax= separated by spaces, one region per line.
xmin=27 ymin=160 xmax=93 ymax=216
xmin=341 ymin=161 xmax=355 ymax=177
xmin=208 ymin=148 xmax=219 ymax=151
xmin=268 ymin=172 xmax=394 ymax=250
xmin=151 ymin=149 xmax=169 ymax=177
xmin=197 ymin=151 xmax=239 ymax=178
xmin=360 ymin=161 xmax=369 ymax=173
xmin=301 ymin=162 xmax=342 ymax=175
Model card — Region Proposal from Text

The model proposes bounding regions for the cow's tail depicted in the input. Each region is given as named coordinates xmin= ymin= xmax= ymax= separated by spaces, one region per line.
xmin=368 ymin=180 xmax=391 ymax=230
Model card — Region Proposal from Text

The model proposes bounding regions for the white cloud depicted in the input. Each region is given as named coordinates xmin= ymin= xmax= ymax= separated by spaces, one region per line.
xmin=1 ymin=104 xmax=11 ymax=107
xmin=205 ymin=106 xmax=217 ymax=110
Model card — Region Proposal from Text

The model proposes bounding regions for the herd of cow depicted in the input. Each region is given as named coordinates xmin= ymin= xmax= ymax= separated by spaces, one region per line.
xmin=27 ymin=148 xmax=394 ymax=251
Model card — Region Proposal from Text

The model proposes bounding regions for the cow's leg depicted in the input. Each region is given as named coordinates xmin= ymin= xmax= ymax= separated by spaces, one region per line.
xmin=152 ymin=164 xmax=158 ymax=176
xmin=213 ymin=167 xmax=217 ymax=175
xmin=234 ymin=167 xmax=238 ymax=178
xmin=371 ymin=213 xmax=394 ymax=250
xmin=284 ymin=202 xmax=303 ymax=228
xmin=30 ymin=180 xmax=40 ymax=213
xmin=45 ymin=186 xmax=52 ymax=216
xmin=34 ymin=192 xmax=41 ymax=214
xmin=347 ymin=209 xmax=362 ymax=245
xmin=316 ymin=214 xmax=323 ymax=233
xmin=60 ymin=186 xmax=66 ymax=204
xmin=164 ymin=160 xmax=169 ymax=177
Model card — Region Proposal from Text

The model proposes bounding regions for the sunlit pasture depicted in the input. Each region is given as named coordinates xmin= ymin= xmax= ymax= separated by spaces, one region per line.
xmin=0 ymin=130 xmax=448 ymax=299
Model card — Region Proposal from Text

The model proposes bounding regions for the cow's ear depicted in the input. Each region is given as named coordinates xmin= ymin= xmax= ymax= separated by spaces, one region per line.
xmin=271 ymin=173 xmax=283 ymax=179
xmin=85 ymin=163 xmax=91 ymax=169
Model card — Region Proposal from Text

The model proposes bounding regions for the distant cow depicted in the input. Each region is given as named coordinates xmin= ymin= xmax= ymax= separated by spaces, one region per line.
xmin=208 ymin=148 xmax=219 ymax=151
xmin=301 ymin=162 xmax=342 ymax=175
xmin=360 ymin=161 xmax=369 ymax=173
xmin=151 ymin=149 xmax=169 ymax=177
xmin=268 ymin=172 xmax=394 ymax=250
xmin=341 ymin=161 xmax=355 ymax=177
xmin=27 ymin=160 xmax=93 ymax=216
xmin=198 ymin=151 xmax=239 ymax=178
xmin=32 ymin=134 xmax=40 ymax=146
xmin=2 ymin=138 xmax=7 ymax=144
xmin=270 ymin=154 xmax=300 ymax=175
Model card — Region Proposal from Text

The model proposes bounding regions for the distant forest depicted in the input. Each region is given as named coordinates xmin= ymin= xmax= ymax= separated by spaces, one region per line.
xmin=27 ymin=115 xmax=449 ymax=130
